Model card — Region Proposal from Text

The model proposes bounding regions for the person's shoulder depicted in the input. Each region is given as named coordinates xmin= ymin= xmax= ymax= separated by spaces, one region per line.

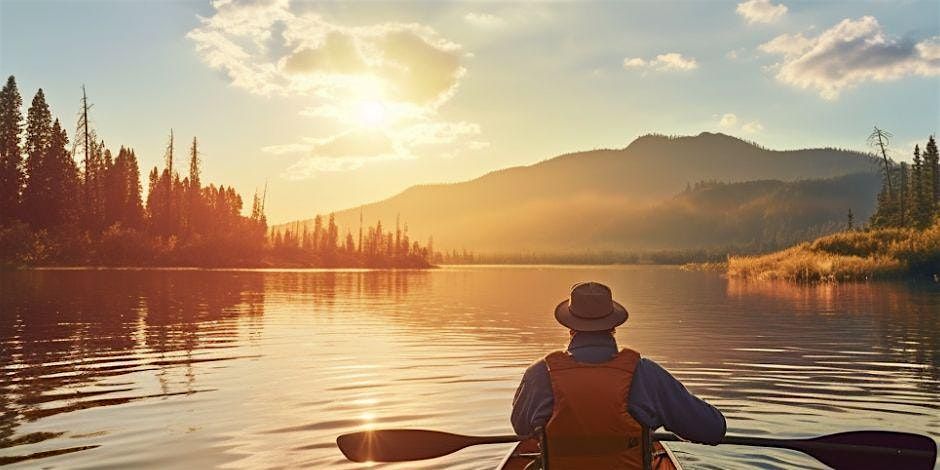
xmin=524 ymin=356 xmax=549 ymax=374
xmin=634 ymin=357 xmax=680 ymax=384
xmin=520 ymin=355 xmax=553 ymax=383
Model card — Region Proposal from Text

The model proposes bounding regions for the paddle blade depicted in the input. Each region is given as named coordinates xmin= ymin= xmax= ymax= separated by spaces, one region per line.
xmin=337 ymin=429 xmax=485 ymax=463
xmin=801 ymin=431 xmax=937 ymax=470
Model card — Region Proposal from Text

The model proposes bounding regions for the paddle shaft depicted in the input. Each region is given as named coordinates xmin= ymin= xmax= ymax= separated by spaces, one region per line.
xmin=653 ymin=432 xmax=936 ymax=459
xmin=466 ymin=435 xmax=524 ymax=446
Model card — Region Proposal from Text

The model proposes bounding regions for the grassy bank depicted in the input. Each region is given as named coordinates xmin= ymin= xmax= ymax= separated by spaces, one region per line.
xmin=724 ymin=220 xmax=940 ymax=282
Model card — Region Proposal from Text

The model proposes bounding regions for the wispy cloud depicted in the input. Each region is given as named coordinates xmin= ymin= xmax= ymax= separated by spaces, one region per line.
xmin=188 ymin=0 xmax=485 ymax=178
xmin=716 ymin=113 xmax=764 ymax=134
xmin=623 ymin=53 xmax=698 ymax=72
xmin=464 ymin=12 xmax=506 ymax=28
xmin=736 ymin=0 xmax=788 ymax=24
xmin=759 ymin=16 xmax=940 ymax=100
xmin=742 ymin=121 xmax=764 ymax=133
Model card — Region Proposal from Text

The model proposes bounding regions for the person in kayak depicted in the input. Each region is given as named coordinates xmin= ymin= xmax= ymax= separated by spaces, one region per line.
xmin=511 ymin=281 xmax=726 ymax=469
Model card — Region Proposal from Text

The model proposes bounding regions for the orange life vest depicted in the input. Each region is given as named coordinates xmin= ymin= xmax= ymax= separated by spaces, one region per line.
xmin=543 ymin=348 xmax=647 ymax=470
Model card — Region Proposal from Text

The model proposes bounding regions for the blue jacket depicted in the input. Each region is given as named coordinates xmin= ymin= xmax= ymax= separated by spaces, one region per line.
xmin=511 ymin=331 xmax=726 ymax=445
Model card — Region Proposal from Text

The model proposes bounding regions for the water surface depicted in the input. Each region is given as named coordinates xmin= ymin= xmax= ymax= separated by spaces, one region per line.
xmin=1 ymin=266 xmax=938 ymax=469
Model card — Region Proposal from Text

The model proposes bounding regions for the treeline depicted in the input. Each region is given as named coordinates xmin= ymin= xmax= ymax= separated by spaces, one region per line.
xmin=451 ymin=249 xmax=728 ymax=265
xmin=870 ymin=132 xmax=940 ymax=229
xmin=0 ymin=76 xmax=267 ymax=267
xmin=270 ymin=215 xmax=432 ymax=268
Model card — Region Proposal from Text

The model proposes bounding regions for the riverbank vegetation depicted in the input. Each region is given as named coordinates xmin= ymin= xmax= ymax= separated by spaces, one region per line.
xmin=725 ymin=130 xmax=939 ymax=282
xmin=726 ymin=220 xmax=939 ymax=281
xmin=0 ymin=76 xmax=432 ymax=269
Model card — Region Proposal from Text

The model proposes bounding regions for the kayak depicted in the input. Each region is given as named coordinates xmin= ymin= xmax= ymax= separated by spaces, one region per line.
xmin=496 ymin=438 xmax=682 ymax=470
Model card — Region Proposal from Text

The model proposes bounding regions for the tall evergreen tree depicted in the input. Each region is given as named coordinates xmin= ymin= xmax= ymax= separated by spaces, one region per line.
xmin=146 ymin=166 xmax=163 ymax=233
xmin=22 ymin=89 xmax=53 ymax=227
xmin=898 ymin=162 xmax=909 ymax=227
xmin=107 ymin=147 xmax=144 ymax=228
xmin=185 ymin=137 xmax=202 ymax=235
xmin=924 ymin=135 xmax=939 ymax=212
xmin=909 ymin=145 xmax=931 ymax=228
xmin=123 ymin=148 xmax=144 ymax=228
xmin=188 ymin=137 xmax=200 ymax=190
xmin=44 ymin=119 xmax=81 ymax=227
xmin=0 ymin=76 xmax=24 ymax=221
xmin=327 ymin=213 xmax=339 ymax=252
xmin=870 ymin=164 xmax=901 ymax=228
xmin=83 ymin=139 xmax=108 ymax=230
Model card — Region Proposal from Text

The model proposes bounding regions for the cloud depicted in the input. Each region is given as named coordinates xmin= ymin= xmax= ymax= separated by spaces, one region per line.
xmin=276 ymin=121 xmax=484 ymax=178
xmin=283 ymin=154 xmax=407 ymax=179
xmin=273 ymin=129 xmax=404 ymax=179
xmin=736 ymin=0 xmax=788 ymax=24
xmin=189 ymin=0 xmax=465 ymax=105
xmin=742 ymin=121 xmax=764 ymax=133
xmin=715 ymin=113 xmax=764 ymax=133
xmin=281 ymin=31 xmax=367 ymax=75
xmin=719 ymin=113 xmax=738 ymax=127
xmin=759 ymin=16 xmax=940 ymax=99
xmin=758 ymin=32 xmax=812 ymax=57
xmin=464 ymin=12 xmax=506 ymax=28
xmin=726 ymin=48 xmax=750 ymax=60
xmin=622 ymin=58 xmax=648 ymax=68
xmin=623 ymin=53 xmax=698 ymax=72
xmin=263 ymin=117 xmax=483 ymax=176
xmin=189 ymin=0 xmax=483 ymax=177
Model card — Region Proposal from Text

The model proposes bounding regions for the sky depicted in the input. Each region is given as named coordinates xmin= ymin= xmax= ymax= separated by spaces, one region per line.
xmin=1 ymin=0 xmax=939 ymax=223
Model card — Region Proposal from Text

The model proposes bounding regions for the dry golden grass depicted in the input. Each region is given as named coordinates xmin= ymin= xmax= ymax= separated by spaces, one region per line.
xmin=727 ymin=219 xmax=939 ymax=282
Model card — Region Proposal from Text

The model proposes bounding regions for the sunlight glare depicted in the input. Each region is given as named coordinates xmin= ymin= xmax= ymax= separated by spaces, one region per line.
xmin=358 ymin=100 xmax=388 ymax=128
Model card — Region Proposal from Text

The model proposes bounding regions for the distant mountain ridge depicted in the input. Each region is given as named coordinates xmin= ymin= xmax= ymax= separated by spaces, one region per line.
xmin=276 ymin=132 xmax=880 ymax=253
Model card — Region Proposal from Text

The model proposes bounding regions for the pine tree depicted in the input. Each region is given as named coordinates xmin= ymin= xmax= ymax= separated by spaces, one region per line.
xmin=146 ymin=166 xmax=163 ymax=233
xmin=909 ymin=145 xmax=932 ymax=228
xmin=846 ymin=208 xmax=854 ymax=230
xmin=185 ymin=137 xmax=202 ymax=235
xmin=125 ymin=149 xmax=144 ymax=227
xmin=898 ymin=162 xmax=909 ymax=227
xmin=109 ymin=147 xmax=144 ymax=228
xmin=44 ymin=119 xmax=80 ymax=227
xmin=22 ymin=89 xmax=53 ymax=228
xmin=0 ymin=76 xmax=24 ymax=221
xmin=312 ymin=214 xmax=323 ymax=252
xmin=924 ymin=135 xmax=939 ymax=213
xmin=345 ymin=230 xmax=355 ymax=252
xmin=870 ymin=165 xmax=900 ymax=228
xmin=84 ymin=139 xmax=108 ymax=230
xmin=327 ymin=213 xmax=339 ymax=252
xmin=188 ymin=137 xmax=200 ymax=190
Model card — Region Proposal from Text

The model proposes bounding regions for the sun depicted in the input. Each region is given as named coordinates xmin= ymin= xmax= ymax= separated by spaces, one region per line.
xmin=357 ymin=100 xmax=388 ymax=128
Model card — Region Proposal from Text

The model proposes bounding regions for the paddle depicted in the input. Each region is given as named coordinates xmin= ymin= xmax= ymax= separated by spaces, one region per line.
xmin=655 ymin=430 xmax=937 ymax=470
xmin=336 ymin=429 xmax=521 ymax=463
xmin=337 ymin=428 xmax=937 ymax=469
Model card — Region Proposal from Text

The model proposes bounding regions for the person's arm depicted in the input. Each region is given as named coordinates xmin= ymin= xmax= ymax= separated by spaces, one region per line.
xmin=510 ymin=360 xmax=554 ymax=437
xmin=627 ymin=358 xmax=726 ymax=445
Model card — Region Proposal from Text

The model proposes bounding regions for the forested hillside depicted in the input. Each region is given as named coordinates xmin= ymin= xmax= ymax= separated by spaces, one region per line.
xmin=278 ymin=133 xmax=880 ymax=254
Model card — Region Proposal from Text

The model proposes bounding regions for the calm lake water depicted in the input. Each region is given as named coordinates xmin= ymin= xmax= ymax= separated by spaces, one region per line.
xmin=0 ymin=266 xmax=938 ymax=469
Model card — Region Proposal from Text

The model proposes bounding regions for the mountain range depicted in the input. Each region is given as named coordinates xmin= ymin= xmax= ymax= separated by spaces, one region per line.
xmin=275 ymin=132 xmax=882 ymax=254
